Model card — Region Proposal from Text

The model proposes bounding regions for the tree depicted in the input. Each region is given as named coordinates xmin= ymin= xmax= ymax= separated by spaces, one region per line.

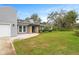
xmin=47 ymin=10 xmax=66 ymax=30
xmin=25 ymin=17 xmax=30 ymax=20
xmin=25 ymin=14 xmax=41 ymax=24
xmin=47 ymin=11 xmax=58 ymax=24
xmin=25 ymin=17 xmax=30 ymax=22
xmin=30 ymin=14 xmax=41 ymax=23
xmin=64 ymin=10 xmax=78 ymax=29
xmin=47 ymin=10 xmax=78 ymax=30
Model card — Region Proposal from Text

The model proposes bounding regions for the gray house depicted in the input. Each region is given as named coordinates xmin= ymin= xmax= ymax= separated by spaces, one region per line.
xmin=17 ymin=19 xmax=40 ymax=34
xmin=0 ymin=6 xmax=17 ymax=37
xmin=0 ymin=6 xmax=40 ymax=37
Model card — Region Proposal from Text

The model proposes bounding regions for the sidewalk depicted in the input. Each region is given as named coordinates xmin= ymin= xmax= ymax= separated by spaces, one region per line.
xmin=11 ymin=33 xmax=39 ymax=42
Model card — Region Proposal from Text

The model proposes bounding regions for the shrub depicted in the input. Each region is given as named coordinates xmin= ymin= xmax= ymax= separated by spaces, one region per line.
xmin=74 ymin=30 xmax=79 ymax=36
xmin=40 ymin=26 xmax=53 ymax=32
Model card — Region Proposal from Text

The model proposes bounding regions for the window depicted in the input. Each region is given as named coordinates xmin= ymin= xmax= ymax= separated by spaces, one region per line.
xmin=19 ymin=26 xmax=22 ymax=32
xmin=23 ymin=26 xmax=26 ymax=32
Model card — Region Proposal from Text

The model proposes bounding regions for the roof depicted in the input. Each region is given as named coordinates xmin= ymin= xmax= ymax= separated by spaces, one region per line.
xmin=17 ymin=19 xmax=40 ymax=26
xmin=40 ymin=23 xmax=47 ymax=27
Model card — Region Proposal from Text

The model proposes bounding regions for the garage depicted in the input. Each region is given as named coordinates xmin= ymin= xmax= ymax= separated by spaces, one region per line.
xmin=0 ymin=24 xmax=11 ymax=37
xmin=0 ymin=7 xmax=17 ymax=37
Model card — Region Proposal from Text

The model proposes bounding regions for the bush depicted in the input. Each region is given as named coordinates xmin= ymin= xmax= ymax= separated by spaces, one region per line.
xmin=40 ymin=26 xmax=53 ymax=32
xmin=74 ymin=30 xmax=79 ymax=36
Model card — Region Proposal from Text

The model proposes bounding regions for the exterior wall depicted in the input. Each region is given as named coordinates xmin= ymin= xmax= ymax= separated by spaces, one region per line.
xmin=35 ymin=26 xmax=39 ymax=33
xmin=29 ymin=26 xmax=32 ymax=33
xmin=17 ymin=20 xmax=40 ymax=33
xmin=17 ymin=25 xmax=19 ymax=34
xmin=27 ymin=26 xmax=32 ymax=33
xmin=25 ymin=26 xmax=27 ymax=33
xmin=27 ymin=25 xmax=39 ymax=33
xmin=27 ymin=26 xmax=29 ymax=33
xmin=0 ymin=7 xmax=17 ymax=36
xmin=17 ymin=25 xmax=27 ymax=34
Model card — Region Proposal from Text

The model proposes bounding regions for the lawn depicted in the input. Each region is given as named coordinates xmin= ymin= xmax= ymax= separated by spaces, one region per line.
xmin=13 ymin=31 xmax=79 ymax=55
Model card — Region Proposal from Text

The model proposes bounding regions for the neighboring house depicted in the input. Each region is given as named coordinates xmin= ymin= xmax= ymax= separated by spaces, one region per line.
xmin=0 ymin=6 xmax=40 ymax=37
xmin=0 ymin=7 xmax=17 ymax=37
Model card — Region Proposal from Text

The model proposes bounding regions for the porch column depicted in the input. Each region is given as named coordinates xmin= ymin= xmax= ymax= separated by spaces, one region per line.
xmin=28 ymin=26 xmax=32 ymax=33
xmin=17 ymin=25 xmax=19 ymax=34
xmin=22 ymin=26 xmax=24 ymax=33
xmin=35 ymin=26 xmax=39 ymax=33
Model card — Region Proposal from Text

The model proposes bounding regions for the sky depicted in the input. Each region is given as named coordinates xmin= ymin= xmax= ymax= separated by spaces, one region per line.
xmin=0 ymin=4 xmax=79 ymax=22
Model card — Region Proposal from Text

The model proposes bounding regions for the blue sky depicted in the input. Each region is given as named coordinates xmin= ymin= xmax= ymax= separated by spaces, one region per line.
xmin=0 ymin=4 xmax=79 ymax=22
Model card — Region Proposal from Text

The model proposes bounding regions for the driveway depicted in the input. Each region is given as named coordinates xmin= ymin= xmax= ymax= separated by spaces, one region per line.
xmin=0 ymin=37 xmax=16 ymax=55
xmin=0 ymin=33 xmax=39 ymax=55
xmin=11 ymin=33 xmax=39 ymax=42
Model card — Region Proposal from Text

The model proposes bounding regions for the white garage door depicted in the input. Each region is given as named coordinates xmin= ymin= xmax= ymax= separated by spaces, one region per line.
xmin=0 ymin=24 xmax=11 ymax=37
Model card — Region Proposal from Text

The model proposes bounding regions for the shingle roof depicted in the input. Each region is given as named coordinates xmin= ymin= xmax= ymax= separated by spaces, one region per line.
xmin=17 ymin=19 xmax=40 ymax=26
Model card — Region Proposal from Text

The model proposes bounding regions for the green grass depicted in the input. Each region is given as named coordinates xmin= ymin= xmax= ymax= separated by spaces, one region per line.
xmin=13 ymin=31 xmax=79 ymax=55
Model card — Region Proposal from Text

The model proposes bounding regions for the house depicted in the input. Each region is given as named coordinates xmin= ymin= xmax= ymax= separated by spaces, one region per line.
xmin=0 ymin=6 xmax=40 ymax=37
xmin=0 ymin=7 xmax=17 ymax=37
xmin=17 ymin=19 xmax=40 ymax=34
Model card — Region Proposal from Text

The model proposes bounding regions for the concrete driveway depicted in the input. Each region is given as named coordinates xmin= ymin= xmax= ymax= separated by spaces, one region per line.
xmin=0 ymin=37 xmax=16 ymax=55
xmin=0 ymin=33 xmax=39 ymax=55
xmin=11 ymin=33 xmax=39 ymax=42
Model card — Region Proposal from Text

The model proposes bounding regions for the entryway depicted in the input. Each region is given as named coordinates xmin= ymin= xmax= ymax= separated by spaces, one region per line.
xmin=32 ymin=26 xmax=35 ymax=33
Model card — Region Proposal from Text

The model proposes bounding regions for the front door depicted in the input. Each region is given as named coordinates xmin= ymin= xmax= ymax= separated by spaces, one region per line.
xmin=32 ymin=26 xmax=35 ymax=33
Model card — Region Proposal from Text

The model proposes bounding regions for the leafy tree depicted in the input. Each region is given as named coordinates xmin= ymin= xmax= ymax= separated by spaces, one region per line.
xmin=25 ymin=14 xmax=41 ymax=24
xmin=25 ymin=17 xmax=30 ymax=22
xmin=47 ymin=10 xmax=78 ymax=31
xmin=30 ymin=14 xmax=41 ymax=23
xmin=25 ymin=17 xmax=30 ymax=20
xmin=64 ymin=10 xmax=78 ymax=29
xmin=47 ymin=10 xmax=66 ymax=30
xmin=47 ymin=11 xmax=58 ymax=24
